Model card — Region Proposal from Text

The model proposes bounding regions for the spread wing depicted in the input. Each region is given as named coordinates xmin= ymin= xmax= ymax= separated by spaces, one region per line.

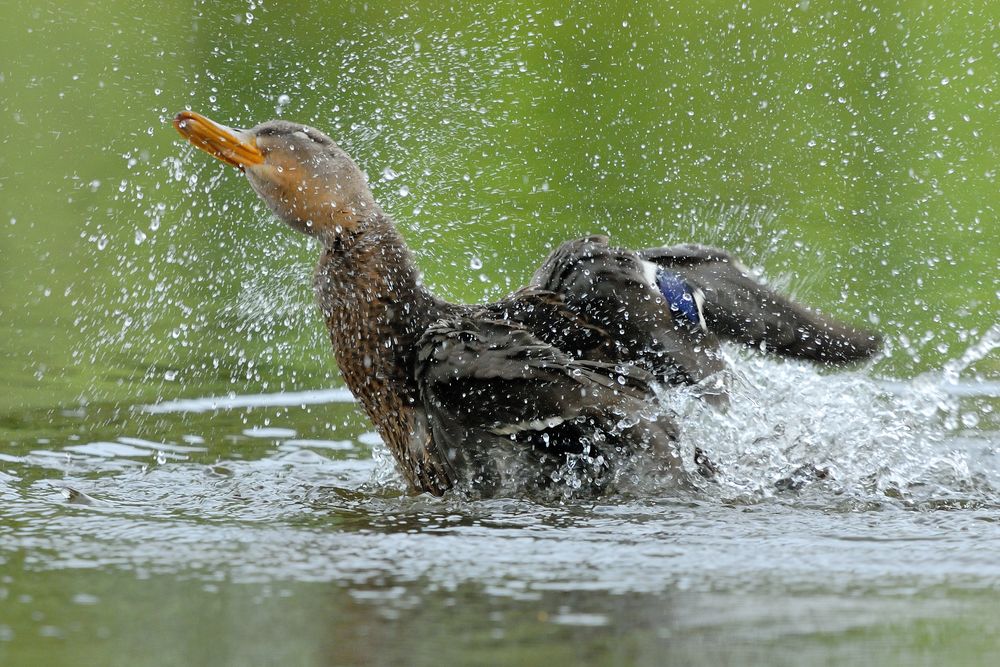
xmin=640 ymin=244 xmax=882 ymax=364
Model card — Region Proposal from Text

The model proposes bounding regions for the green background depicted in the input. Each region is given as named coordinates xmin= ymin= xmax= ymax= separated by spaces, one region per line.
xmin=2 ymin=0 xmax=996 ymax=413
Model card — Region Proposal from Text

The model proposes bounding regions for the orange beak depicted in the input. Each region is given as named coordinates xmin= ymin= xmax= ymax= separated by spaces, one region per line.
xmin=173 ymin=111 xmax=264 ymax=170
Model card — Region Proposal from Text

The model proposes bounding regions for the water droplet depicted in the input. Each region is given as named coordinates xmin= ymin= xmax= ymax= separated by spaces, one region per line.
xmin=398 ymin=185 xmax=410 ymax=197
xmin=469 ymin=256 xmax=483 ymax=270
xmin=382 ymin=167 xmax=399 ymax=181
xmin=134 ymin=228 xmax=147 ymax=245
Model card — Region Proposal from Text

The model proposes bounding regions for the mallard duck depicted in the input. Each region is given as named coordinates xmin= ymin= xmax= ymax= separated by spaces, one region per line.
xmin=173 ymin=111 xmax=881 ymax=497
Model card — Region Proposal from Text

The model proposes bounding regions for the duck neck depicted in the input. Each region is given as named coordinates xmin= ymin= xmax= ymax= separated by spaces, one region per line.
xmin=314 ymin=212 xmax=444 ymax=409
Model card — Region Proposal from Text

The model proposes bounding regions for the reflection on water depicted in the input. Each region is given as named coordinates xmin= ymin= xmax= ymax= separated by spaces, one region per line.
xmin=1 ymin=350 xmax=998 ymax=664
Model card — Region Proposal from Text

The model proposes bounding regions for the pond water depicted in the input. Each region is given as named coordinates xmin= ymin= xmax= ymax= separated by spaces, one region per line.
xmin=2 ymin=0 xmax=998 ymax=664
xmin=2 ymin=356 xmax=999 ymax=665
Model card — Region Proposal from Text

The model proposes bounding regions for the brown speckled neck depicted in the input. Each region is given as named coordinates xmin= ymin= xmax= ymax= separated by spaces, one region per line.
xmin=313 ymin=214 xmax=452 ymax=488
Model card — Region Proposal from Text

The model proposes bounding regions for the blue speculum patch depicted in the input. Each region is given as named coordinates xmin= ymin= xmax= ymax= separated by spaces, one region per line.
xmin=656 ymin=269 xmax=700 ymax=325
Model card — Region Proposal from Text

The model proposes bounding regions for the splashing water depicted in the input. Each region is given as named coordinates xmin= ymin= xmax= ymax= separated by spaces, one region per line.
xmin=661 ymin=356 xmax=990 ymax=509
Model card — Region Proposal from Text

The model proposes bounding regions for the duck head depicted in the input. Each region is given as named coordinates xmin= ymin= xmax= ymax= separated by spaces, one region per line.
xmin=173 ymin=111 xmax=379 ymax=240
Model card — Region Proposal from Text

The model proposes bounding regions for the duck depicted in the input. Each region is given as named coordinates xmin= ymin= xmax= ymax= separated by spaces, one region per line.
xmin=172 ymin=110 xmax=881 ymax=497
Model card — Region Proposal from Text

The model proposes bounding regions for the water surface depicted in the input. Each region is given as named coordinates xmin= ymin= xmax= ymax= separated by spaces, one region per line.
xmin=3 ymin=352 xmax=999 ymax=664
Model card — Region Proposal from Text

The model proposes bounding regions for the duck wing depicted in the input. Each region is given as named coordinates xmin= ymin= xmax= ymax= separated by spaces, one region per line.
xmin=483 ymin=286 xmax=620 ymax=363
xmin=640 ymin=244 xmax=882 ymax=364
xmin=531 ymin=236 xmax=726 ymax=388
xmin=414 ymin=313 xmax=676 ymax=493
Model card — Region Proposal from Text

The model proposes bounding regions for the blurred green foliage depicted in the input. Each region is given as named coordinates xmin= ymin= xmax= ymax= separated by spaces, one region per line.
xmin=1 ymin=0 xmax=996 ymax=412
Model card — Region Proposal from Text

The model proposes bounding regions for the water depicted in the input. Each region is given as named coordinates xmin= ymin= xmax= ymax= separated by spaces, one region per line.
xmin=2 ymin=344 xmax=998 ymax=664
